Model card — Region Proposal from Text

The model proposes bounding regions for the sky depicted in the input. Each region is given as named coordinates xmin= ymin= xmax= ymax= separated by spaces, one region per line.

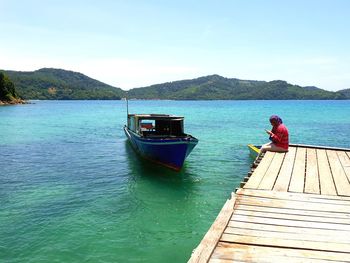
xmin=1 ymin=0 xmax=349 ymax=91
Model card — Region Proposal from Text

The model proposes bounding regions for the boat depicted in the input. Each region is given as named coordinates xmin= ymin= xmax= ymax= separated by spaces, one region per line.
xmin=248 ymin=144 xmax=261 ymax=159
xmin=124 ymin=114 xmax=198 ymax=171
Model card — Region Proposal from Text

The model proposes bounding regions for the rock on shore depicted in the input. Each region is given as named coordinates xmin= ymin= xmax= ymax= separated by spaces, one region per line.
xmin=0 ymin=99 xmax=27 ymax=105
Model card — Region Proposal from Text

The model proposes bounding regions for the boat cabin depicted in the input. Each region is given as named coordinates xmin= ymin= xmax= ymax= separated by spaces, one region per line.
xmin=127 ymin=114 xmax=186 ymax=137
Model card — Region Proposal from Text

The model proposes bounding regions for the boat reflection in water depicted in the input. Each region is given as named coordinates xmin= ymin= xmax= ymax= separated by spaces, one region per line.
xmin=124 ymin=114 xmax=198 ymax=171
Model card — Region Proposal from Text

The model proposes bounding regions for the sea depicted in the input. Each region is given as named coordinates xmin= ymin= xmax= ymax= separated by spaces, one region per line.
xmin=1 ymin=100 xmax=349 ymax=262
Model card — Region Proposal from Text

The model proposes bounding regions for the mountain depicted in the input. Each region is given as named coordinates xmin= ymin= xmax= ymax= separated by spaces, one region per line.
xmin=337 ymin=89 xmax=350 ymax=99
xmin=128 ymin=74 xmax=345 ymax=100
xmin=1 ymin=69 xmax=347 ymax=100
xmin=3 ymin=68 xmax=123 ymax=100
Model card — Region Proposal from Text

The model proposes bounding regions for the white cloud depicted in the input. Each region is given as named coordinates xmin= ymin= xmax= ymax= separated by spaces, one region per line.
xmin=0 ymin=53 xmax=203 ymax=90
xmin=78 ymin=58 xmax=203 ymax=89
xmin=1 ymin=52 xmax=349 ymax=91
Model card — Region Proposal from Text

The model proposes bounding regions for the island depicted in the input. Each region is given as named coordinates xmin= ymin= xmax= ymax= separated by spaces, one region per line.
xmin=2 ymin=68 xmax=350 ymax=100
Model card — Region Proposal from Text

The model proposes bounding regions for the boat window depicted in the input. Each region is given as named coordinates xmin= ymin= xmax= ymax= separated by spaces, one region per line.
xmin=155 ymin=120 xmax=184 ymax=136
xmin=128 ymin=116 xmax=136 ymax=132
xmin=140 ymin=119 xmax=155 ymax=131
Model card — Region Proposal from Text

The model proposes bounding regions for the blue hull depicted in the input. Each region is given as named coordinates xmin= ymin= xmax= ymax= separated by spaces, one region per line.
xmin=124 ymin=126 xmax=198 ymax=171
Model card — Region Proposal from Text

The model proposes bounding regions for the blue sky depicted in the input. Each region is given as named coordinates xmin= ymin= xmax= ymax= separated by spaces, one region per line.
xmin=1 ymin=0 xmax=349 ymax=91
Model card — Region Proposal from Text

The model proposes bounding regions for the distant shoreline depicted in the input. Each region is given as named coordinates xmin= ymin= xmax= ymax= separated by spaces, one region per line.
xmin=0 ymin=99 xmax=27 ymax=106
xmin=7 ymin=98 xmax=349 ymax=101
xmin=3 ymin=68 xmax=349 ymax=100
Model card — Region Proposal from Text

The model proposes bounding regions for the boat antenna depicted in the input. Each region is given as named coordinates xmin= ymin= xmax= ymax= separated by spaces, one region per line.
xmin=126 ymin=91 xmax=129 ymax=117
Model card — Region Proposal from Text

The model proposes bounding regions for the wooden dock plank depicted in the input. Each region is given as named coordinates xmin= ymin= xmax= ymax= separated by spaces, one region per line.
xmin=230 ymin=214 xmax=350 ymax=231
xmin=224 ymin=227 xmax=350 ymax=244
xmin=234 ymin=204 xmax=350 ymax=219
xmin=288 ymin=147 xmax=306 ymax=193
xmin=305 ymin=148 xmax=320 ymax=194
xmin=227 ymin=220 xmax=350 ymax=239
xmin=237 ymin=189 xmax=350 ymax=209
xmin=317 ymin=149 xmax=337 ymax=195
xmin=209 ymin=258 xmax=341 ymax=263
xmin=338 ymin=151 xmax=350 ymax=182
xmin=220 ymin=233 xmax=350 ymax=253
xmin=244 ymin=151 xmax=275 ymax=189
xmin=327 ymin=150 xmax=350 ymax=196
xmin=211 ymin=243 xmax=350 ymax=262
xmin=258 ymin=152 xmax=285 ymax=190
xmin=236 ymin=188 xmax=350 ymax=204
xmin=273 ymin=147 xmax=296 ymax=192
xmin=235 ymin=195 xmax=350 ymax=213
xmin=232 ymin=209 xmax=350 ymax=224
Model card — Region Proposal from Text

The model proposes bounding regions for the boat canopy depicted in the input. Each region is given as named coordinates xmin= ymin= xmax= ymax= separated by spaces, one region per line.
xmin=127 ymin=114 xmax=185 ymax=137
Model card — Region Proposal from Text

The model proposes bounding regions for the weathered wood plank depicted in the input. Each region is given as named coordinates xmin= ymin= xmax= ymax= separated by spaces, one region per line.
xmin=230 ymin=214 xmax=350 ymax=231
xmin=233 ymin=204 xmax=350 ymax=219
xmin=220 ymin=233 xmax=350 ymax=253
xmin=305 ymin=148 xmax=320 ymax=194
xmin=327 ymin=150 xmax=350 ymax=196
xmin=210 ymin=254 xmax=343 ymax=263
xmin=289 ymin=147 xmax=306 ymax=193
xmin=273 ymin=147 xmax=296 ymax=192
xmin=227 ymin=220 xmax=350 ymax=239
xmin=236 ymin=188 xmax=350 ymax=204
xmin=188 ymin=195 xmax=236 ymax=263
xmin=233 ymin=209 xmax=350 ymax=224
xmin=338 ymin=151 xmax=350 ymax=183
xmin=235 ymin=195 xmax=350 ymax=213
xmin=244 ymin=151 xmax=275 ymax=189
xmin=224 ymin=226 xmax=350 ymax=244
xmin=211 ymin=242 xmax=350 ymax=262
xmin=258 ymin=152 xmax=285 ymax=190
xmin=317 ymin=149 xmax=337 ymax=195
xmin=209 ymin=259 xmax=248 ymax=263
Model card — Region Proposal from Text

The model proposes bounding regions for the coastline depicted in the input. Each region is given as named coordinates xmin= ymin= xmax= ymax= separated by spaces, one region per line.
xmin=0 ymin=99 xmax=27 ymax=105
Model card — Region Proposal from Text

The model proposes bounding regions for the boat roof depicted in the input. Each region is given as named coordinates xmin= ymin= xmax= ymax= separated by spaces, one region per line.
xmin=128 ymin=114 xmax=184 ymax=120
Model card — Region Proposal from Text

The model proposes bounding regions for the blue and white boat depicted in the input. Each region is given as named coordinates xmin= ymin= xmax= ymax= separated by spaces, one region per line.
xmin=124 ymin=114 xmax=198 ymax=171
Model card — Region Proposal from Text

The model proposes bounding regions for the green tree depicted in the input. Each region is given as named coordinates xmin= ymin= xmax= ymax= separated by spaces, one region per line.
xmin=0 ymin=72 xmax=19 ymax=101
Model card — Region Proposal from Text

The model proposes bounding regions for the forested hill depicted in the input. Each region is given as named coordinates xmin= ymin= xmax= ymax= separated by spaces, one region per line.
xmin=0 ymin=72 xmax=25 ymax=104
xmin=128 ymin=74 xmax=347 ymax=100
xmin=2 ymin=69 xmax=349 ymax=100
xmin=337 ymin=88 xmax=350 ymax=98
xmin=3 ymin=68 xmax=124 ymax=100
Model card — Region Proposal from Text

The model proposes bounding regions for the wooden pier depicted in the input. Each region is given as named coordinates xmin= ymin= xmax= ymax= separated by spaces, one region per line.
xmin=189 ymin=144 xmax=350 ymax=262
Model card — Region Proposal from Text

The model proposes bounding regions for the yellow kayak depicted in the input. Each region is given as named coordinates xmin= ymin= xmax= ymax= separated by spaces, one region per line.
xmin=248 ymin=144 xmax=261 ymax=159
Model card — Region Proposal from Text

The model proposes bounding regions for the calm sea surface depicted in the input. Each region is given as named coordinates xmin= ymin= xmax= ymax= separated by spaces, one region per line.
xmin=1 ymin=100 xmax=350 ymax=262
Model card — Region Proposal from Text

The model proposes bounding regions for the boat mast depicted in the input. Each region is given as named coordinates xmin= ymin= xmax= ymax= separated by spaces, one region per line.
xmin=126 ymin=91 xmax=129 ymax=117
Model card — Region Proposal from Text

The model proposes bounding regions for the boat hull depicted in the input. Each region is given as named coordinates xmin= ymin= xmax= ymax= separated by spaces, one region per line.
xmin=124 ymin=126 xmax=198 ymax=171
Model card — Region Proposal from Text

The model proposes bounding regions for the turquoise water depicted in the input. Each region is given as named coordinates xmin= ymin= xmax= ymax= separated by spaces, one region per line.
xmin=1 ymin=100 xmax=349 ymax=262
